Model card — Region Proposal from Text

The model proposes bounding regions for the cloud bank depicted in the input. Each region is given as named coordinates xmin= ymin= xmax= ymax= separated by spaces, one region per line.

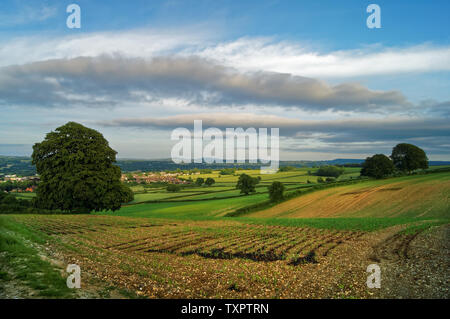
xmin=0 ymin=55 xmax=408 ymax=112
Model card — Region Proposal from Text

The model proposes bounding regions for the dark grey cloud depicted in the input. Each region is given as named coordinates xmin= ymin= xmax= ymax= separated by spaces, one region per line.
xmin=98 ymin=113 xmax=450 ymax=156
xmin=0 ymin=55 xmax=408 ymax=111
xmin=99 ymin=113 xmax=450 ymax=140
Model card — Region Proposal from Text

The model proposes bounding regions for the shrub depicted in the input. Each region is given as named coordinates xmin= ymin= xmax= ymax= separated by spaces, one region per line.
xmin=166 ymin=184 xmax=181 ymax=192
xmin=315 ymin=166 xmax=345 ymax=178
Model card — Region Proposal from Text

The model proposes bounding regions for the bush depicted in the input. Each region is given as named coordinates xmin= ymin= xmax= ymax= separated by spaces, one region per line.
xmin=166 ymin=184 xmax=181 ymax=192
xmin=315 ymin=166 xmax=345 ymax=178
xmin=219 ymin=168 xmax=235 ymax=175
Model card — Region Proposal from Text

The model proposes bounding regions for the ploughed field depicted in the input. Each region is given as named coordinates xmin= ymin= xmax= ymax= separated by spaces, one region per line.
xmin=3 ymin=214 xmax=378 ymax=298
xmin=20 ymin=215 xmax=364 ymax=264
xmin=3 ymin=213 xmax=449 ymax=298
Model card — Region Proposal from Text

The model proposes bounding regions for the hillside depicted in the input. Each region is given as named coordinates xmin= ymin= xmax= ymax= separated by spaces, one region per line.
xmin=247 ymin=172 xmax=450 ymax=219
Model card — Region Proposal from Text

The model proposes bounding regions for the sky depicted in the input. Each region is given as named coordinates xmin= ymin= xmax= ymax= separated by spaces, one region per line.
xmin=0 ymin=0 xmax=449 ymax=161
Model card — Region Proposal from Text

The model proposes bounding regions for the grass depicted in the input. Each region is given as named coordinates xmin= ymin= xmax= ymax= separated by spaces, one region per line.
xmin=0 ymin=216 xmax=74 ymax=298
xmin=237 ymin=216 xmax=450 ymax=231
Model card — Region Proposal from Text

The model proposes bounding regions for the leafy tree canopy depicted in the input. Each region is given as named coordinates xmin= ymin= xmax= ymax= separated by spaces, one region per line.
xmin=236 ymin=173 xmax=259 ymax=195
xmin=268 ymin=181 xmax=285 ymax=202
xmin=205 ymin=177 xmax=215 ymax=186
xmin=32 ymin=122 xmax=133 ymax=213
xmin=195 ymin=177 xmax=204 ymax=186
xmin=391 ymin=143 xmax=428 ymax=173
xmin=361 ymin=154 xmax=394 ymax=179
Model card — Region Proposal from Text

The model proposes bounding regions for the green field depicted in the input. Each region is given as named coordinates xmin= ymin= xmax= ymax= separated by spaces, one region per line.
xmin=97 ymin=167 xmax=450 ymax=229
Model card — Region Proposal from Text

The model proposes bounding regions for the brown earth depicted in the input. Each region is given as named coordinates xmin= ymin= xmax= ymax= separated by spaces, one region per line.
xmin=3 ymin=215 xmax=448 ymax=299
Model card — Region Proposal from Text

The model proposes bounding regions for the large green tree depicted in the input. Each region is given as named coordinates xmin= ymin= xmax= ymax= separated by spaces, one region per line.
xmin=204 ymin=177 xmax=215 ymax=186
xmin=391 ymin=143 xmax=428 ymax=173
xmin=32 ymin=122 xmax=133 ymax=213
xmin=360 ymin=154 xmax=394 ymax=179
xmin=268 ymin=181 xmax=285 ymax=202
xmin=236 ymin=173 xmax=259 ymax=195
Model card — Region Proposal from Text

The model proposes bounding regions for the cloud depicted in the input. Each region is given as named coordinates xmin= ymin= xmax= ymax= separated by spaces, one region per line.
xmin=99 ymin=112 xmax=450 ymax=140
xmin=0 ymin=27 xmax=215 ymax=67
xmin=0 ymin=55 xmax=408 ymax=112
xmin=99 ymin=112 xmax=450 ymax=156
xmin=0 ymin=4 xmax=57 ymax=27
xmin=2 ymin=30 xmax=449 ymax=78
xmin=190 ymin=39 xmax=450 ymax=78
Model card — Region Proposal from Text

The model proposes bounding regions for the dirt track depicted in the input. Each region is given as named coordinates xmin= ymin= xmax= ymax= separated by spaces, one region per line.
xmin=371 ymin=225 xmax=450 ymax=298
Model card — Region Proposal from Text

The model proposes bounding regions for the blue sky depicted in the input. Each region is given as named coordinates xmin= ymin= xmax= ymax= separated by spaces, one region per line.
xmin=0 ymin=0 xmax=449 ymax=160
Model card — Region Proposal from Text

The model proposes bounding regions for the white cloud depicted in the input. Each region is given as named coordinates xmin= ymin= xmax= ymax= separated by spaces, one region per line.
xmin=0 ymin=27 xmax=214 ymax=67
xmin=0 ymin=4 xmax=57 ymax=27
xmin=188 ymin=38 xmax=450 ymax=78
xmin=1 ymin=29 xmax=449 ymax=79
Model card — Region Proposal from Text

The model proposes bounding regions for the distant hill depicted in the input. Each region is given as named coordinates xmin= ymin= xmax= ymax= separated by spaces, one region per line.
xmin=1 ymin=155 xmax=449 ymax=175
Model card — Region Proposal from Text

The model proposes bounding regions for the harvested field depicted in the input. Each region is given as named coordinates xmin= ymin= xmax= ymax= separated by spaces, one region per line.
xmin=249 ymin=173 xmax=450 ymax=218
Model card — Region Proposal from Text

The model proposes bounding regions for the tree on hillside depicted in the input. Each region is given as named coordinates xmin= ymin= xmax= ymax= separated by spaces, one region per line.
xmin=391 ymin=143 xmax=428 ymax=173
xmin=236 ymin=173 xmax=259 ymax=195
xmin=195 ymin=177 xmax=204 ymax=186
xmin=205 ymin=177 xmax=215 ymax=186
xmin=32 ymin=122 xmax=133 ymax=213
xmin=360 ymin=154 xmax=394 ymax=179
xmin=268 ymin=181 xmax=285 ymax=202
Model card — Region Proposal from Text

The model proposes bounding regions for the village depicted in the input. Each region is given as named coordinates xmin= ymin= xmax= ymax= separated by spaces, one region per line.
xmin=121 ymin=171 xmax=200 ymax=185
xmin=0 ymin=170 xmax=199 ymax=193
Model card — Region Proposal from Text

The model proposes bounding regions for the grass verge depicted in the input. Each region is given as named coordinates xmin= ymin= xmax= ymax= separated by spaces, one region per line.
xmin=0 ymin=216 xmax=74 ymax=298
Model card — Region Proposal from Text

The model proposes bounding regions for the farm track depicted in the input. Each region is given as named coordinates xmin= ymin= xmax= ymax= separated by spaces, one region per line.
xmin=370 ymin=231 xmax=422 ymax=262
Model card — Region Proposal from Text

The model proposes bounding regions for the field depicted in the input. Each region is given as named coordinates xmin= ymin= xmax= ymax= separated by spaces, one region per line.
xmin=1 ymin=167 xmax=449 ymax=298
xmin=248 ymin=172 xmax=450 ymax=218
